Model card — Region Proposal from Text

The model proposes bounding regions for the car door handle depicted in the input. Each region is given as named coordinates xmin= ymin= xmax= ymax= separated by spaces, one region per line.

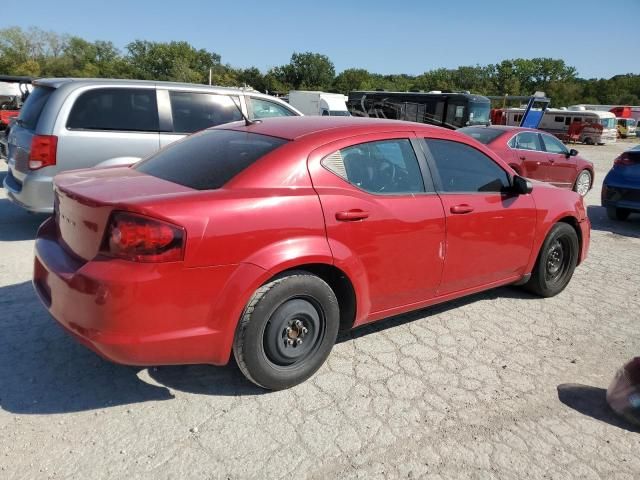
xmin=450 ymin=204 xmax=474 ymax=214
xmin=519 ymin=156 xmax=526 ymax=160
xmin=335 ymin=209 xmax=369 ymax=221
xmin=548 ymin=158 xmax=555 ymax=163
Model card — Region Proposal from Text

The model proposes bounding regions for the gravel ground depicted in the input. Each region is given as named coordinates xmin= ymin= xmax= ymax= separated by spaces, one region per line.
xmin=1 ymin=139 xmax=639 ymax=480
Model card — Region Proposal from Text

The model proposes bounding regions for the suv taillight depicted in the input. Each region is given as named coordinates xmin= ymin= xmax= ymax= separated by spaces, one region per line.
xmin=29 ymin=135 xmax=58 ymax=170
xmin=614 ymin=153 xmax=640 ymax=167
xmin=100 ymin=212 xmax=185 ymax=262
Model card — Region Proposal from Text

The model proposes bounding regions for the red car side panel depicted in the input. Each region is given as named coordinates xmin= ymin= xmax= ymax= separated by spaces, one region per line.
xmin=437 ymin=192 xmax=537 ymax=294
xmin=524 ymin=184 xmax=589 ymax=273
xmin=306 ymin=132 xmax=446 ymax=322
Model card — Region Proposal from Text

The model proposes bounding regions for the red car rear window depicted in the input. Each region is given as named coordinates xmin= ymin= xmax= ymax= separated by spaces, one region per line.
xmin=135 ymin=129 xmax=288 ymax=190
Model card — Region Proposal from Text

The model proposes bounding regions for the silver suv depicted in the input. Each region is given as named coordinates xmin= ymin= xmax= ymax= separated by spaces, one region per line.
xmin=4 ymin=78 xmax=301 ymax=213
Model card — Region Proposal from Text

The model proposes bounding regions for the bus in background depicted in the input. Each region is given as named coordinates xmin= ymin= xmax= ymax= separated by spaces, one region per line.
xmin=347 ymin=90 xmax=491 ymax=129
xmin=617 ymin=117 xmax=637 ymax=138
xmin=502 ymin=107 xmax=617 ymax=145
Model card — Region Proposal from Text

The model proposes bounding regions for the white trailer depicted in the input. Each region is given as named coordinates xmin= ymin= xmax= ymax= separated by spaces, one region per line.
xmin=503 ymin=107 xmax=617 ymax=145
xmin=288 ymin=91 xmax=350 ymax=116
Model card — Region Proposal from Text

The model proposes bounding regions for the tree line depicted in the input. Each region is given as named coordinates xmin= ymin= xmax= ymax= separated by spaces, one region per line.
xmin=1 ymin=26 xmax=639 ymax=107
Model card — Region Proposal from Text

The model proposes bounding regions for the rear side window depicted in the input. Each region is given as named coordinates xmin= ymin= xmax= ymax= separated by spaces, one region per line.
xmin=425 ymin=139 xmax=510 ymax=193
xmin=135 ymin=130 xmax=287 ymax=190
xmin=18 ymin=86 xmax=54 ymax=130
xmin=458 ymin=127 xmax=504 ymax=145
xmin=322 ymin=139 xmax=426 ymax=194
xmin=510 ymin=132 xmax=542 ymax=151
xmin=67 ymin=88 xmax=159 ymax=132
xmin=169 ymin=92 xmax=242 ymax=133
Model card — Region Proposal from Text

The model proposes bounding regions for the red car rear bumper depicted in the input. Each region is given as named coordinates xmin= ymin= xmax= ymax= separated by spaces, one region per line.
xmin=33 ymin=220 xmax=256 ymax=366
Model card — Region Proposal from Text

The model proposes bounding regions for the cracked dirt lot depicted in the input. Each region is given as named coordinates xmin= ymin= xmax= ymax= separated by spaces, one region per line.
xmin=1 ymin=140 xmax=639 ymax=480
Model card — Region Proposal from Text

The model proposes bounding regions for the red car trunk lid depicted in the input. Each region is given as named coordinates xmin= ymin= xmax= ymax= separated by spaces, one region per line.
xmin=54 ymin=167 xmax=193 ymax=261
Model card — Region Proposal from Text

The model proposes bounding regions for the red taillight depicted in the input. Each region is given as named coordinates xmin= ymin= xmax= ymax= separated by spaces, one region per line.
xmin=614 ymin=153 xmax=639 ymax=167
xmin=100 ymin=212 xmax=185 ymax=262
xmin=29 ymin=135 xmax=58 ymax=170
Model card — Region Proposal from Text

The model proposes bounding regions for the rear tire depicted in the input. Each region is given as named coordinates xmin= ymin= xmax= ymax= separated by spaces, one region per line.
xmin=233 ymin=271 xmax=339 ymax=390
xmin=606 ymin=207 xmax=631 ymax=221
xmin=584 ymin=137 xmax=594 ymax=145
xmin=524 ymin=223 xmax=579 ymax=297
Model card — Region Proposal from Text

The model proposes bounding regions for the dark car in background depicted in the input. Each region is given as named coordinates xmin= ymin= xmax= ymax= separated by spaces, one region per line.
xmin=459 ymin=125 xmax=594 ymax=197
xmin=602 ymin=144 xmax=640 ymax=220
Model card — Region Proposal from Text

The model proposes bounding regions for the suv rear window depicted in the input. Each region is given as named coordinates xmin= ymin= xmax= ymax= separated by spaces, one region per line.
xmin=135 ymin=129 xmax=287 ymax=190
xmin=67 ymin=88 xmax=159 ymax=132
xmin=18 ymin=86 xmax=54 ymax=130
xmin=458 ymin=127 xmax=504 ymax=145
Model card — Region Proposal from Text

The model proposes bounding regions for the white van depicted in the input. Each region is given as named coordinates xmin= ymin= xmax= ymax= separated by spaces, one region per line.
xmin=503 ymin=107 xmax=617 ymax=145
xmin=288 ymin=91 xmax=350 ymax=116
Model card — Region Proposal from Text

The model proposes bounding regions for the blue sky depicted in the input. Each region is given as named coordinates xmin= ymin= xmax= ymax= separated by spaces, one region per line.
xmin=3 ymin=0 xmax=638 ymax=78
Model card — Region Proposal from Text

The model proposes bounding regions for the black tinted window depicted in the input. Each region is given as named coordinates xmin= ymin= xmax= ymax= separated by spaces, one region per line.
xmin=425 ymin=139 xmax=509 ymax=193
xmin=67 ymin=88 xmax=158 ymax=132
xmin=135 ymin=130 xmax=287 ymax=190
xmin=170 ymin=92 xmax=242 ymax=133
xmin=19 ymin=86 xmax=54 ymax=130
xmin=323 ymin=139 xmax=426 ymax=194
xmin=458 ymin=127 xmax=504 ymax=145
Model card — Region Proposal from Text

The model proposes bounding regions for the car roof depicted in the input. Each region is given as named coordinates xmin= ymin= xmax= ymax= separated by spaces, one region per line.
xmin=32 ymin=77 xmax=266 ymax=96
xmin=220 ymin=116 xmax=450 ymax=141
xmin=463 ymin=125 xmax=539 ymax=134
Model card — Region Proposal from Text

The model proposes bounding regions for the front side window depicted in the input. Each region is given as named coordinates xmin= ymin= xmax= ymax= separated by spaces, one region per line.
xmin=169 ymin=92 xmax=242 ymax=134
xmin=67 ymin=88 xmax=158 ymax=132
xmin=322 ymin=139 xmax=426 ymax=194
xmin=249 ymin=97 xmax=296 ymax=119
xmin=425 ymin=138 xmax=510 ymax=193
xmin=510 ymin=132 xmax=542 ymax=151
xmin=135 ymin=130 xmax=287 ymax=190
xmin=541 ymin=134 xmax=568 ymax=155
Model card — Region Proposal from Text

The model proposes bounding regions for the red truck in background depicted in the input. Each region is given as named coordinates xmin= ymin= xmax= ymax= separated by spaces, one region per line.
xmin=0 ymin=75 xmax=33 ymax=129
xmin=0 ymin=75 xmax=33 ymax=161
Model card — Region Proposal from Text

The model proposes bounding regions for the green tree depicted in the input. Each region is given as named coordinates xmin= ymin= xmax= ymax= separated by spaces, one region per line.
xmin=276 ymin=52 xmax=335 ymax=90
xmin=333 ymin=68 xmax=373 ymax=94
xmin=125 ymin=40 xmax=220 ymax=83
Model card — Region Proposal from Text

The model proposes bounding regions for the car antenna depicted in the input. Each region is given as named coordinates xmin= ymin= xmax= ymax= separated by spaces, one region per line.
xmin=231 ymin=96 xmax=260 ymax=126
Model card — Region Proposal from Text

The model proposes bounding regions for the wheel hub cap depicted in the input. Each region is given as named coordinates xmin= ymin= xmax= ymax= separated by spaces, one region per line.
xmin=263 ymin=298 xmax=323 ymax=367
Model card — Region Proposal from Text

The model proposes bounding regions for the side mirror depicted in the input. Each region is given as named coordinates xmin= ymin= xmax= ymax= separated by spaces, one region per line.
xmin=568 ymin=148 xmax=578 ymax=157
xmin=512 ymin=175 xmax=533 ymax=195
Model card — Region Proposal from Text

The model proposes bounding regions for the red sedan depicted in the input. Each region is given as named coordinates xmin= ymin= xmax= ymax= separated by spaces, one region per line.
xmin=459 ymin=125 xmax=595 ymax=197
xmin=34 ymin=117 xmax=590 ymax=390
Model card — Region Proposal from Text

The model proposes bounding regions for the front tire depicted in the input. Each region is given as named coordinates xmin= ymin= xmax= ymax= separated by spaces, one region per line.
xmin=573 ymin=170 xmax=591 ymax=197
xmin=606 ymin=207 xmax=631 ymax=221
xmin=524 ymin=223 xmax=579 ymax=297
xmin=233 ymin=271 xmax=339 ymax=390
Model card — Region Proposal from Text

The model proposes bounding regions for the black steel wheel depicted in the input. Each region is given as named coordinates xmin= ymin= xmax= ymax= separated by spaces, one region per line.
xmin=524 ymin=223 xmax=579 ymax=297
xmin=233 ymin=271 xmax=339 ymax=390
